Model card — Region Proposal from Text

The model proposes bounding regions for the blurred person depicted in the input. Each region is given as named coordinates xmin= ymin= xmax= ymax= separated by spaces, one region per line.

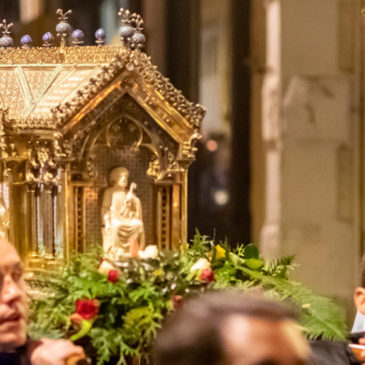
xmin=0 ymin=238 xmax=86 ymax=365
xmin=154 ymin=290 xmax=310 ymax=365
xmin=309 ymin=256 xmax=365 ymax=365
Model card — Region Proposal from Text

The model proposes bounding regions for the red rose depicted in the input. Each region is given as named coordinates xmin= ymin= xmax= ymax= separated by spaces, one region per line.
xmin=200 ymin=268 xmax=215 ymax=282
xmin=76 ymin=299 xmax=99 ymax=320
xmin=172 ymin=295 xmax=183 ymax=310
xmin=108 ymin=270 xmax=119 ymax=283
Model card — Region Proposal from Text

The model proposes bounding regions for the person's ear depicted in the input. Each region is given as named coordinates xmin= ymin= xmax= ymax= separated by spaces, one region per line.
xmin=354 ymin=287 xmax=365 ymax=314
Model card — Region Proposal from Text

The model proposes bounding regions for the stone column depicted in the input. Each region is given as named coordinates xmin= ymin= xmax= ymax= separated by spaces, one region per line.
xmin=253 ymin=0 xmax=362 ymax=317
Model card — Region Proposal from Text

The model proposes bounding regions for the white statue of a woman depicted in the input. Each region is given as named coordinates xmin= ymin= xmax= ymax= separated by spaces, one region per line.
xmin=102 ymin=167 xmax=144 ymax=260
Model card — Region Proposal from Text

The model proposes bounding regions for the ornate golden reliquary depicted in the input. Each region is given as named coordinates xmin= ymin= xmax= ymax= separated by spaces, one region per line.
xmin=0 ymin=10 xmax=205 ymax=270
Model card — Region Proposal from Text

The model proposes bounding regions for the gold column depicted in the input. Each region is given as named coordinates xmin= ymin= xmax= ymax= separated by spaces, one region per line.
xmin=180 ymin=171 xmax=188 ymax=246
xmin=156 ymin=185 xmax=171 ymax=250
xmin=171 ymin=183 xmax=182 ymax=249
xmin=41 ymin=186 xmax=55 ymax=259
xmin=73 ymin=185 xmax=85 ymax=253
xmin=62 ymin=165 xmax=70 ymax=262
xmin=27 ymin=184 xmax=38 ymax=256
xmin=8 ymin=170 xmax=16 ymax=250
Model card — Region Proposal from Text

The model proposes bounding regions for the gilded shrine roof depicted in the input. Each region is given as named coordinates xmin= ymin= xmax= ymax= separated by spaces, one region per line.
xmin=0 ymin=48 xmax=111 ymax=124
xmin=0 ymin=9 xmax=205 ymax=138
xmin=0 ymin=46 xmax=205 ymax=134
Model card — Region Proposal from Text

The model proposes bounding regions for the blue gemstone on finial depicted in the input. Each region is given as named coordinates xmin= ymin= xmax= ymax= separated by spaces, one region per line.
xmin=71 ymin=29 xmax=84 ymax=45
xmin=42 ymin=32 xmax=54 ymax=46
xmin=20 ymin=34 xmax=32 ymax=48
xmin=95 ymin=28 xmax=106 ymax=45
xmin=131 ymin=31 xmax=146 ymax=49
xmin=95 ymin=28 xmax=106 ymax=39
xmin=56 ymin=21 xmax=72 ymax=34
xmin=0 ymin=35 xmax=13 ymax=48
xmin=119 ymin=24 xmax=134 ymax=40
xmin=42 ymin=32 xmax=54 ymax=42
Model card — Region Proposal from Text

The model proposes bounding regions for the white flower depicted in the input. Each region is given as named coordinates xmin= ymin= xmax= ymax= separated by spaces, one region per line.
xmin=190 ymin=258 xmax=211 ymax=272
xmin=138 ymin=245 xmax=159 ymax=260
xmin=98 ymin=260 xmax=116 ymax=275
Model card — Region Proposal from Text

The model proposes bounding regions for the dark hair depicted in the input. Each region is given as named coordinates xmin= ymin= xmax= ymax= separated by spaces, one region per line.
xmin=153 ymin=290 xmax=297 ymax=365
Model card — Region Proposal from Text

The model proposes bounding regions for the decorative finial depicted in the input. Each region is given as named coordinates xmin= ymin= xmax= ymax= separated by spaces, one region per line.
xmin=56 ymin=9 xmax=72 ymax=21
xmin=0 ymin=19 xmax=14 ymax=48
xmin=71 ymin=29 xmax=84 ymax=46
xmin=0 ymin=19 xmax=13 ymax=35
xmin=131 ymin=30 xmax=146 ymax=50
xmin=20 ymin=35 xmax=32 ymax=49
xmin=55 ymin=9 xmax=72 ymax=48
xmin=118 ymin=8 xmax=146 ymax=50
xmin=95 ymin=28 xmax=106 ymax=46
xmin=42 ymin=32 xmax=54 ymax=47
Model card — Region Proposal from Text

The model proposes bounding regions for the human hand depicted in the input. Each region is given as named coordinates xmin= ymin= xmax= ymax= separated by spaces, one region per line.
xmin=30 ymin=338 xmax=85 ymax=365
xmin=358 ymin=338 xmax=365 ymax=365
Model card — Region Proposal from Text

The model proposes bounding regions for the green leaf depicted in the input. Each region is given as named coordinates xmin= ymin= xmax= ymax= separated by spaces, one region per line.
xmin=245 ymin=258 xmax=264 ymax=270
xmin=244 ymin=244 xmax=260 ymax=259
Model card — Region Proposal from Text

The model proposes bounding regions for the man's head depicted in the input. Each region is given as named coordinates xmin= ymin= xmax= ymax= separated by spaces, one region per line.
xmin=0 ymin=239 xmax=27 ymax=351
xmin=154 ymin=291 xmax=310 ymax=365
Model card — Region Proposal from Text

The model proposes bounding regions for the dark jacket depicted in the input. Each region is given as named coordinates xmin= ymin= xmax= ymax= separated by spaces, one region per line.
xmin=0 ymin=341 xmax=39 ymax=365
xmin=310 ymin=340 xmax=361 ymax=365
